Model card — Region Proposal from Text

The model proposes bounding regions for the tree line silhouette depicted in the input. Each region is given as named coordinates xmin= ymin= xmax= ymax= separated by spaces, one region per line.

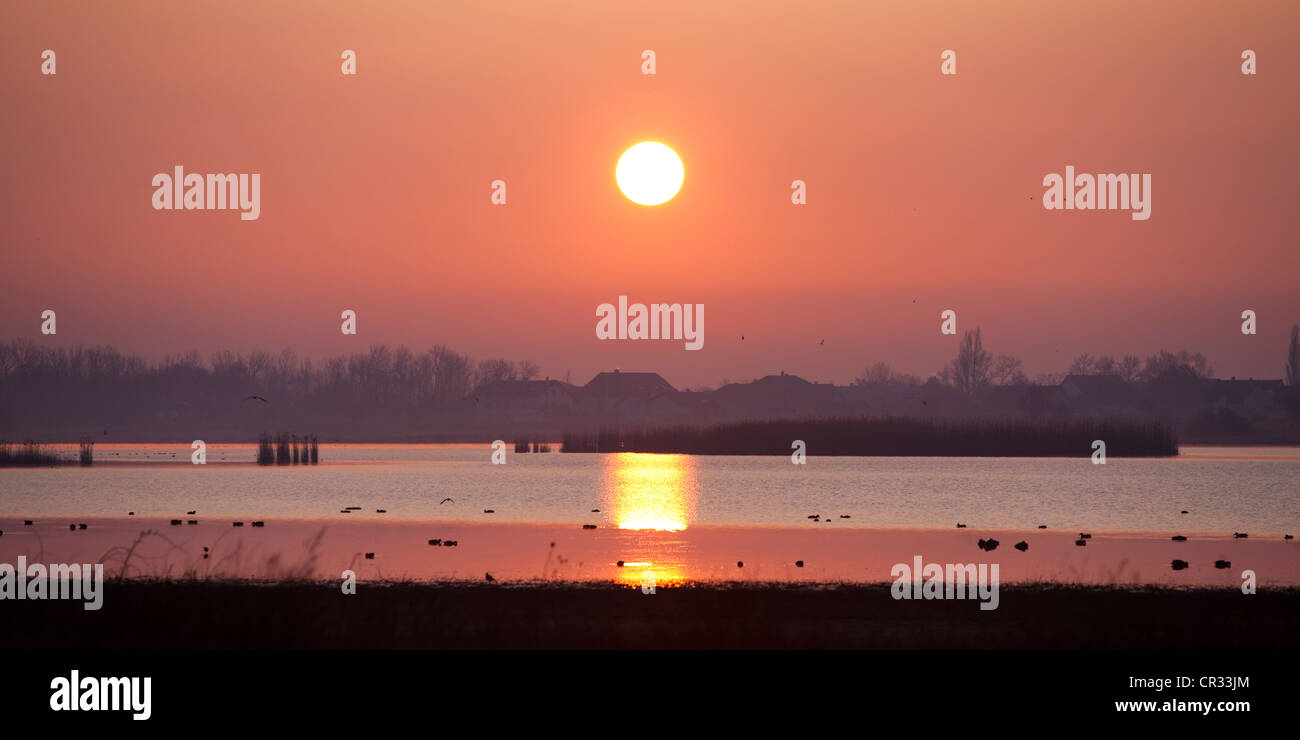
xmin=0 ymin=340 xmax=539 ymax=441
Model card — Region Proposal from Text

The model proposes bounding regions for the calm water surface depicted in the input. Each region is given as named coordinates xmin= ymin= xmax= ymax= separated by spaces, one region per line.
xmin=2 ymin=444 xmax=1296 ymax=535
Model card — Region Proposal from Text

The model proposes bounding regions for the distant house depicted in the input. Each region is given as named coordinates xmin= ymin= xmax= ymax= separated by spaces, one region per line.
xmin=578 ymin=370 xmax=688 ymax=422
xmin=711 ymin=372 xmax=842 ymax=420
xmin=1060 ymin=373 xmax=1135 ymax=413
xmin=1202 ymin=378 xmax=1285 ymax=419
xmin=836 ymin=383 xmax=925 ymax=416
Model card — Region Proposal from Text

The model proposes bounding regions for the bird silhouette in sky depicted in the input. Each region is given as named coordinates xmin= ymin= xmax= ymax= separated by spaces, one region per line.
xmin=439 ymin=497 xmax=454 ymax=505
xmin=243 ymin=395 xmax=269 ymax=403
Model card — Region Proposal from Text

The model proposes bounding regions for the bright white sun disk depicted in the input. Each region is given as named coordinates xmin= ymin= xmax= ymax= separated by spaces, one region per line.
xmin=616 ymin=142 xmax=684 ymax=206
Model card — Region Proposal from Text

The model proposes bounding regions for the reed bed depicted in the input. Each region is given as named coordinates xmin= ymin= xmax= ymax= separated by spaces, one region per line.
xmin=0 ymin=440 xmax=63 ymax=467
xmin=256 ymin=433 xmax=320 ymax=466
xmin=561 ymin=416 xmax=1178 ymax=457
xmin=513 ymin=438 xmax=552 ymax=453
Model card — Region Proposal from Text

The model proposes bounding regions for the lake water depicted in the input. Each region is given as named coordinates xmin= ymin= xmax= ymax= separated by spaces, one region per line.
xmin=2 ymin=444 xmax=1297 ymax=535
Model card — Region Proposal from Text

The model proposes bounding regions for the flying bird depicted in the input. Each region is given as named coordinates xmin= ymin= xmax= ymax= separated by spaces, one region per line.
xmin=243 ymin=395 xmax=269 ymax=403
xmin=439 ymin=498 xmax=454 ymax=505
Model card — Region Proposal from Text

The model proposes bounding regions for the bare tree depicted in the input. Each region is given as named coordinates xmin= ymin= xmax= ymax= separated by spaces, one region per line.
xmin=429 ymin=344 xmax=473 ymax=403
xmin=475 ymin=358 xmax=517 ymax=387
xmin=939 ymin=328 xmax=992 ymax=394
xmin=989 ymin=354 xmax=1028 ymax=386
xmin=1068 ymin=353 xmax=1096 ymax=376
xmin=518 ymin=360 xmax=541 ymax=381
xmin=1116 ymin=355 xmax=1142 ymax=383
xmin=1142 ymin=350 xmax=1212 ymax=381
xmin=853 ymin=362 xmax=894 ymax=386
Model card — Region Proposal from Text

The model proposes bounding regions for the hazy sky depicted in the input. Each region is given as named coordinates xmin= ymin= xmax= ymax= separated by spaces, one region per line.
xmin=2 ymin=0 xmax=1297 ymax=387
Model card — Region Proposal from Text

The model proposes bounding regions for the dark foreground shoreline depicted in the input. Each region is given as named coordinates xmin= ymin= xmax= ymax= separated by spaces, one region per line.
xmin=4 ymin=580 xmax=1295 ymax=650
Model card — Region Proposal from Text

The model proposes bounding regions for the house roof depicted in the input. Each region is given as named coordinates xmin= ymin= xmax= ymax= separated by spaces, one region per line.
xmin=582 ymin=371 xmax=677 ymax=398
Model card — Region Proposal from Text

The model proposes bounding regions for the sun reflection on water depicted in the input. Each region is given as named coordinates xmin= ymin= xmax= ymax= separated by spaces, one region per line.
xmin=602 ymin=453 xmax=697 ymax=531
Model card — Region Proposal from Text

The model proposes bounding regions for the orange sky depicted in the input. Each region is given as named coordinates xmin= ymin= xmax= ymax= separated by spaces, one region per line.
xmin=2 ymin=0 xmax=1297 ymax=387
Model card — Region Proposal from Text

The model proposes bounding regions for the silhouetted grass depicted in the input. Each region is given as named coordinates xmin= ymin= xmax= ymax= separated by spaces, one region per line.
xmin=562 ymin=416 xmax=1178 ymax=457
xmin=0 ymin=440 xmax=62 ymax=467
xmin=276 ymin=434 xmax=290 ymax=465
xmin=256 ymin=432 xmax=321 ymax=465
xmin=256 ymin=434 xmax=275 ymax=465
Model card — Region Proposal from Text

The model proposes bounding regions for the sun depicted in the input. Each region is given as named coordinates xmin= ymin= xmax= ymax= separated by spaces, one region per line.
xmin=616 ymin=142 xmax=684 ymax=206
